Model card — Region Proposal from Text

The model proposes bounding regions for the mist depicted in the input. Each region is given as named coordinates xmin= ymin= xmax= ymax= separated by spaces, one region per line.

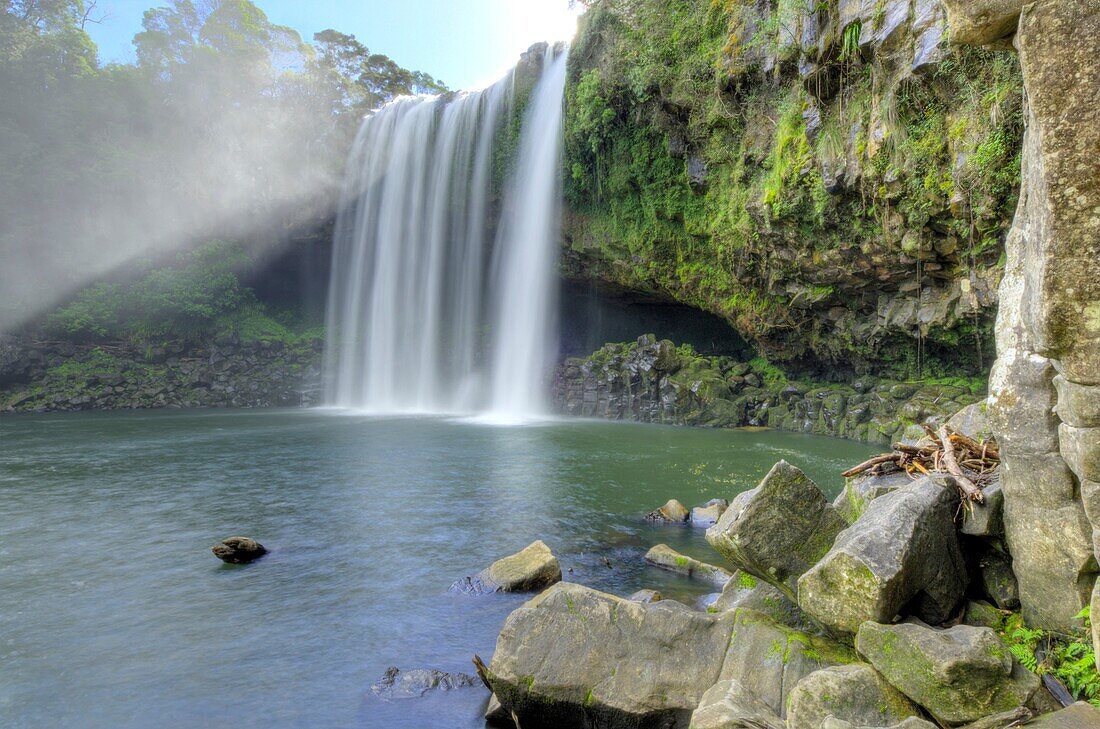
xmin=0 ymin=0 xmax=443 ymax=333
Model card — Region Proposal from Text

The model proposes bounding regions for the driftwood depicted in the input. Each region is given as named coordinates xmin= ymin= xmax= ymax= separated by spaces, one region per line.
xmin=841 ymin=424 xmax=999 ymax=503
xmin=937 ymin=426 xmax=985 ymax=503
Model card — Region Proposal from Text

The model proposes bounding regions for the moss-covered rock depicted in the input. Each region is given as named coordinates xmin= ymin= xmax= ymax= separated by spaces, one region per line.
xmin=706 ymin=460 xmax=847 ymax=601
xmin=645 ymin=544 xmax=733 ymax=587
xmin=855 ymin=621 xmax=1039 ymax=725
xmin=785 ymin=663 xmax=923 ymax=729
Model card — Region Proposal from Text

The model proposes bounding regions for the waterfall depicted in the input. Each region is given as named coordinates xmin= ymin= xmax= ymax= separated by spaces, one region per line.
xmin=324 ymin=45 xmax=568 ymax=417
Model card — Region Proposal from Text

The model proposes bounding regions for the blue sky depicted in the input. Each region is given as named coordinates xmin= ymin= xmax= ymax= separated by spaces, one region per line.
xmin=85 ymin=0 xmax=582 ymax=90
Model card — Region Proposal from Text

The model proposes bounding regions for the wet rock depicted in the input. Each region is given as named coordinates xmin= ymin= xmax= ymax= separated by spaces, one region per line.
xmin=855 ymin=621 xmax=1039 ymax=725
xmin=211 ymin=536 xmax=266 ymax=564
xmin=798 ymin=477 xmax=967 ymax=636
xmin=646 ymin=498 xmax=690 ymax=523
xmin=369 ymin=666 xmax=478 ymax=700
xmin=786 ymin=663 xmax=923 ymax=729
xmin=450 ymin=540 xmax=561 ymax=595
xmin=689 ymin=678 xmax=784 ymax=729
xmin=718 ymin=608 xmax=857 ymax=719
xmin=628 ymin=589 xmax=663 ymax=603
xmin=484 ymin=694 xmax=511 ymax=726
xmin=690 ymin=498 xmax=729 ymax=528
xmin=484 ymin=582 xmax=737 ymax=728
xmin=644 ymin=544 xmax=732 ymax=586
xmin=706 ymin=460 xmax=847 ymax=600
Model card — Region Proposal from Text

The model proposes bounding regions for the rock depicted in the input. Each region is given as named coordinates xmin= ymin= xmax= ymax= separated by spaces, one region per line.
xmin=644 ymin=544 xmax=733 ymax=586
xmin=368 ymin=666 xmax=478 ymax=700
xmin=696 ymin=592 xmax=722 ymax=612
xmin=690 ymin=498 xmax=729 ymax=528
xmin=450 ymin=540 xmax=562 ymax=595
xmin=706 ymin=460 xmax=847 ymax=600
xmin=976 ymin=549 xmax=1020 ymax=610
xmin=689 ymin=678 xmax=784 ymax=729
xmin=211 ymin=536 xmax=266 ymax=564
xmin=484 ymin=694 xmax=512 ymax=726
xmin=712 ymin=570 xmax=805 ymax=628
xmin=940 ymin=0 xmax=1024 ymax=46
xmin=1016 ymin=702 xmax=1100 ymax=728
xmin=628 ymin=589 xmax=663 ymax=603
xmin=484 ymin=582 xmax=737 ymax=728
xmin=798 ymin=477 xmax=967 ymax=636
xmin=963 ymin=600 xmax=1005 ymax=630
xmin=961 ymin=480 xmax=1005 ymax=537
xmin=718 ymin=608 xmax=857 ymax=718
xmin=946 ymin=403 xmax=994 ymax=443
xmin=786 ymin=663 xmax=922 ymax=729
xmin=855 ymin=621 xmax=1039 ymax=725
xmin=820 ymin=720 xmax=935 ymax=729
xmin=833 ymin=471 xmax=912 ymax=524
xmin=956 ymin=707 xmax=1033 ymax=729
xmin=646 ymin=498 xmax=690 ymax=523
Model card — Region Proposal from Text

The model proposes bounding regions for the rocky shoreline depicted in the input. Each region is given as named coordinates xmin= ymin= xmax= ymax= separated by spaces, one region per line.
xmin=0 ymin=335 xmax=322 ymax=412
xmin=553 ymin=335 xmax=983 ymax=446
xmin=465 ymin=406 xmax=1099 ymax=728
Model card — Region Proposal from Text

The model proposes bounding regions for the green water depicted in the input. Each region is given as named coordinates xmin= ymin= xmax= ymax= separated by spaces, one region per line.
xmin=0 ymin=409 xmax=877 ymax=728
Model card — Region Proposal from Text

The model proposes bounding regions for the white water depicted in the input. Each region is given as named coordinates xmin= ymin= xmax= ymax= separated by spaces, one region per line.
xmin=324 ymin=45 xmax=568 ymax=416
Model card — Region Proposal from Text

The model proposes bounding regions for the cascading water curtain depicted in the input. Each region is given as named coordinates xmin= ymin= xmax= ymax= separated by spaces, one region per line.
xmin=323 ymin=44 xmax=568 ymax=418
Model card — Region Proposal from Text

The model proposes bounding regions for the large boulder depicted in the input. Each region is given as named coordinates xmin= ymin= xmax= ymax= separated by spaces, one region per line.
xmin=717 ymin=608 xmax=857 ymax=719
xmin=450 ymin=540 xmax=561 ymax=595
xmin=645 ymin=544 xmax=733 ymax=586
xmin=689 ymin=679 xmax=784 ymax=729
xmin=706 ymin=460 xmax=847 ymax=600
xmin=484 ymin=582 xmax=737 ymax=728
xmin=786 ymin=663 xmax=923 ymax=729
xmin=798 ymin=477 xmax=967 ymax=636
xmin=855 ymin=621 xmax=1039 ymax=725
xmin=211 ymin=536 xmax=266 ymax=564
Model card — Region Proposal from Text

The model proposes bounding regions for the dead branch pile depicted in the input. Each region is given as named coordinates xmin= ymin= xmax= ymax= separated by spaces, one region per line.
xmin=841 ymin=424 xmax=1000 ymax=503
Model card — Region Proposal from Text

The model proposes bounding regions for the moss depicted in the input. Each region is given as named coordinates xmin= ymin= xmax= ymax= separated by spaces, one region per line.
xmin=738 ymin=571 xmax=758 ymax=590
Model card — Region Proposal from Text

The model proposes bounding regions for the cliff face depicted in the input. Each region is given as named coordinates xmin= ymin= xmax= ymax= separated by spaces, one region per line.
xmin=561 ymin=0 xmax=1023 ymax=380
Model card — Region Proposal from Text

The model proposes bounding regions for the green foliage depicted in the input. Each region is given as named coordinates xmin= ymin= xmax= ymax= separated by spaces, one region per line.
xmin=1000 ymin=608 xmax=1100 ymax=706
xmin=840 ymin=21 xmax=862 ymax=61
xmin=48 ymin=240 xmax=248 ymax=342
xmin=748 ymin=356 xmax=788 ymax=388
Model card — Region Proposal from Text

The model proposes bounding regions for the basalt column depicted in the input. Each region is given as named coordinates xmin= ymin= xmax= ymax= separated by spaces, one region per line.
xmin=943 ymin=0 xmax=1100 ymax=645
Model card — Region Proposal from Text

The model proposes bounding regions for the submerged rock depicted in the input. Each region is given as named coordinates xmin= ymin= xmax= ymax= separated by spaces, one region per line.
xmin=484 ymin=582 xmax=736 ymax=728
xmin=368 ymin=666 xmax=478 ymax=700
xmin=646 ymin=498 xmax=691 ymax=523
xmin=628 ymin=589 xmax=663 ymax=603
xmin=785 ymin=663 xmax=922 ymax=729
xmin=450 ymin=540 xmax=561 ymax=595
xmin=798 ymin=477 xmax=967 ymax=636
xmin=211 ymin=536 xmax=266 ymax=564
xmin=690 ymin=498 xmax=729 ymax=528
xmin=644 ymin=544 xmax=732 ymax=586
xmin=706 ymin=460 xmax=847 ymax=600
xmin=855 ymin=621 xmax=1039 ymax=725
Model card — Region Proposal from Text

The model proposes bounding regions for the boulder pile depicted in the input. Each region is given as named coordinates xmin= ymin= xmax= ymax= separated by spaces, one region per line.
xmin=474 ymin=405 xmax=1100 ymax=728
